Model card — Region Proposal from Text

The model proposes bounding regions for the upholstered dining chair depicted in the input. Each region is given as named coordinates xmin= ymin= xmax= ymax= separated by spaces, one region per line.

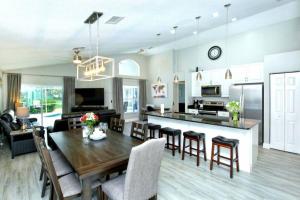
xmin=110 ymin=117 xmax=125 ymax=134
xmin=101 ymin=138 xmax=167 ymax=200
xmin=68 ymin=117 xmax=82 ymax=130
xmin=130 ymin=121 xmax=148 ymax=141
xmin=33 ymin=127 xmax=73 ymax=198
xmin=40 ymin=142 xmax=102 ymax=200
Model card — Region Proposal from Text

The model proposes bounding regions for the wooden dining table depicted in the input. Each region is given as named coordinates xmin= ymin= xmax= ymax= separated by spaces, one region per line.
xmin=50 ymin=128 xmax=142 ymax=200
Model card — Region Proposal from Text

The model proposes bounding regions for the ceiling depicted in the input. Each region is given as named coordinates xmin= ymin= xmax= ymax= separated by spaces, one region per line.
xmin=0 ymin=0 xmax=295 ymax=70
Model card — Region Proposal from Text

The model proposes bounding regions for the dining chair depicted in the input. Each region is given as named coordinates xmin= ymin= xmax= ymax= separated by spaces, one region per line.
xmin=110 ymin=117 xmax=125 ymax=134
xmin=101 ymin=138 xmax=166 ymax=200
xmin=33 ymin=127 xmax=73 ymax=198
xmin=40 ymin=142 xmax=102 ymax=200
xmin=68 ymin=117 xmax=82 ymax=130
xmin=130 ymin=121 xmax=148 ymax=141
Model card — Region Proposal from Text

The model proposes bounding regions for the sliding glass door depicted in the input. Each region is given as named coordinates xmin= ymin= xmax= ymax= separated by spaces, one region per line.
xmin=21 ymin=75 xmax=63 ymax=127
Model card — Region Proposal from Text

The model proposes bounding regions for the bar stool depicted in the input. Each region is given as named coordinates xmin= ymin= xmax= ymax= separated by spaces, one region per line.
xmin=159 ymin=127 xmax=181 ymax=156
xmin=182 ymin=131 xmax=207 ymax=166
xmin=210 ymin=136 xmax=239 ymax=178
xmin=147 ymin=123 xmax=161 ymax=139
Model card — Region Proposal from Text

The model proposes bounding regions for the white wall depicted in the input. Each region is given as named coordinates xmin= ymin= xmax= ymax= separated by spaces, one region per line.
xmin=263 ymin=50 xmax=300 ymax=144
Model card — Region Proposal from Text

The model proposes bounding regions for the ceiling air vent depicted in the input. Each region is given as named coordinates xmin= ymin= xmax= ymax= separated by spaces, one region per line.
xmin=105 ymin=16 xmax=125 ymax=24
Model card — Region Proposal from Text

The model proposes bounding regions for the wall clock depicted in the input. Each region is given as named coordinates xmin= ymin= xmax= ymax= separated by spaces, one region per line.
xmin=208 ymin=46 xmax=222 ymax=60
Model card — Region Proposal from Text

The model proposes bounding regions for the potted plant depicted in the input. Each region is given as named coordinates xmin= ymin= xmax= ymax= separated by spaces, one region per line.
xmin=226 ymin=101 xmax=240 ymax=121
xmin=80 ymin=112 xmax=99 ymax=136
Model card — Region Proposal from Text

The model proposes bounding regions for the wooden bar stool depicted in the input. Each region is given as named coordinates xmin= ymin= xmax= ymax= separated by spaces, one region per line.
xmin=210 ymin=136 xmax=239 ymax=178
xmin=182 ymin=131 xmax=207 ymax=166
xmin=159 ymin=127 xmax=181 ymax=156
xmin=147 ymin=123 xmax=161 ymax=139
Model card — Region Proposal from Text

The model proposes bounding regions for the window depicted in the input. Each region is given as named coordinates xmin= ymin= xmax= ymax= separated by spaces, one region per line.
xmin=21 ymin=75 xmax=63 ymax=127
xmin=123 ymin=86 xmax=139 ymax=113
xmin=119 ymin=59 xmax=140 ymax=76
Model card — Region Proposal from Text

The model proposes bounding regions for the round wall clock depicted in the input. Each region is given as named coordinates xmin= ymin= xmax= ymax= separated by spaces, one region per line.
xmin=208 ymin=46 xmax=222 ymax=60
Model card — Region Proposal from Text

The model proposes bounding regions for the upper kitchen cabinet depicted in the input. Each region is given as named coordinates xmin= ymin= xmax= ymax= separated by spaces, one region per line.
xmin=231 ymin=63 xmax=263 ymax=83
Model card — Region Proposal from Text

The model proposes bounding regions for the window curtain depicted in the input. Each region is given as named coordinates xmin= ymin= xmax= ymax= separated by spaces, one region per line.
xmin=7 ymin=73 xmax=21 ymax=110
xmin=139 ymin=79 xmax=147 ymax=120
xmin=113 ymin=77 xmax=124 ymax=117
xmin=63 ymin=76 xmax=75 ymax=114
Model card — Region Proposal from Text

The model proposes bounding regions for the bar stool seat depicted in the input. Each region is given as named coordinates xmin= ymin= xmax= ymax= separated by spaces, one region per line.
xmin=183 ymin=131 xmax=205 ymax=139
xmin=147 ymin=123 xmax=161 ymax=139
xmin=182 ymin=131 xmax=207 ymax=166
xmin=159 ymin=127 xmax=181 ymax=156
xmin=212 ymin=136 xmax=239 ymax=147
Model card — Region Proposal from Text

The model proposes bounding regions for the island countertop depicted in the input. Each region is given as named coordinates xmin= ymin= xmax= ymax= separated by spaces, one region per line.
xmin=146 ymin=112 xmax=259 ymax=130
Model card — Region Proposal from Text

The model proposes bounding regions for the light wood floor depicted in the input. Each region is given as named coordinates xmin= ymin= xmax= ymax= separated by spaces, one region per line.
xmin=1 ymin=127 xmax=300 ymax=200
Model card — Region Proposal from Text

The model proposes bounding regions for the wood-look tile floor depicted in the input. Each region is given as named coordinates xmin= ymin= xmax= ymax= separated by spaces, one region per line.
xmin=1 ymin=127 xmax=300 ymax=200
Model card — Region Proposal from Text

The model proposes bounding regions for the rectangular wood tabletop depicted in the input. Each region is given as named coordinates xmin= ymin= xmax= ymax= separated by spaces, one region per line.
xmin=50 ymin=129 xmax=142 ymax=179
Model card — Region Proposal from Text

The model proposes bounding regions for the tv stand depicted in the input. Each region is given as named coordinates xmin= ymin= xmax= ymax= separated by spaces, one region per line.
xmin=71 ymin=105 xmax=108 ymax=112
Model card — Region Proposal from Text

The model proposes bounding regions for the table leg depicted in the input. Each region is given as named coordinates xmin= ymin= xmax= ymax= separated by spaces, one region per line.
xmin=11 ymin=135 xmax=14 ymax=159
xmin=82 ymin=177 xmax=92 ymax=200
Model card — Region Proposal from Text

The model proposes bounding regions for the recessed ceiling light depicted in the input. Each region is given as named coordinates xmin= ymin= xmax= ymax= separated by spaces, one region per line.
xmin=232 ymin=17 xmax=237 ymax=22
xmin=193 ymin=31 xmax=198 ymax=35
xmin=213 ymin=12 xmax=219 ymax=18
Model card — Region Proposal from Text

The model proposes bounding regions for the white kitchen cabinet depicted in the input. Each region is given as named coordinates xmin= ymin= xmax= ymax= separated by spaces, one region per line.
xmin=231 ymin=63 xmax=263 ymax=83
xmin=270 ymin=72 xmax=300 ymax=154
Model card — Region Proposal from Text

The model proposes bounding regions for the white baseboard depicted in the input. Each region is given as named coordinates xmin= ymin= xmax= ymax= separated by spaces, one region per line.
xmin=263 ymin=143 xmax=271 ymax=149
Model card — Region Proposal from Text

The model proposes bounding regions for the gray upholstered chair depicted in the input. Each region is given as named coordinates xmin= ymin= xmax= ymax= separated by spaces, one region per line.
xmin=101 ymin=138 xmax=166 ymax=200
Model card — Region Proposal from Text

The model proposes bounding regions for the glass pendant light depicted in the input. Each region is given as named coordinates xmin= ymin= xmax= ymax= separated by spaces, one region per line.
xmin=155 ymin=33 xmax=163 ymax=84
xmin=73 ymin=48 xmax=82 ymax=64
xmin=157 ymin=76 xmax=162 ymax=84
xmin=172 ymin=26 xmax=179 ymax=83
xmin=196 ymin=67 xmax=202 ymax=81
xmin=224 ymin=4 xmax=232 ymax=80
xmin=194 ymin=17 xmax=202 ymax=81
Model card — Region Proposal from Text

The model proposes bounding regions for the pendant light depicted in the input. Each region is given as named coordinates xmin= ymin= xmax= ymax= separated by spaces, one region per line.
xmin=173 ymin=26 xmax=179 ymax=83
xmin=194 ymin=16 xmax=203 ymax=81
xmin=196 ymin=67 xmax=202 ymax=81
xmin=155 ymin=33 xmax=163 ymax=85
xmin=224 ymin=4 xmax=232 ymax=80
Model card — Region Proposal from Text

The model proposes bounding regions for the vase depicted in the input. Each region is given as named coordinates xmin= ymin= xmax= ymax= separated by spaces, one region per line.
xmin=87 ymin=126 xmax=95 ymax=136
xmin=232 ymin=112 xmax=239 ymax=121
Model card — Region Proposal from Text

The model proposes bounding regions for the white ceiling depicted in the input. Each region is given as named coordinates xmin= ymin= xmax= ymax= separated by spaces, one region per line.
xmin=0 ymin=0 xmax=296 ymax=70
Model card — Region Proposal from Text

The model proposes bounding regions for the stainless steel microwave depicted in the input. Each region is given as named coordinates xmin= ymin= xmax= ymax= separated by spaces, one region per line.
xmin=201 ymin=85 xmax=221 ymax=97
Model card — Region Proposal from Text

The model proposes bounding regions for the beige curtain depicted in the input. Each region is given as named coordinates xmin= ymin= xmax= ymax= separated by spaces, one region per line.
xmin=113 ymin=77 xmax=124 ymax=117
xmin=7 ymin=73 xmax=21 ymax=110
xmin=139 ymin=79 xmax=147 ymax=120
xmin=63 ymin=76 xmax=75 ymax=114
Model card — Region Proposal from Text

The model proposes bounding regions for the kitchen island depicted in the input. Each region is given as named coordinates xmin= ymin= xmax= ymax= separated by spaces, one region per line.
xmin=146 ymin=112 xmax=260 ymax=172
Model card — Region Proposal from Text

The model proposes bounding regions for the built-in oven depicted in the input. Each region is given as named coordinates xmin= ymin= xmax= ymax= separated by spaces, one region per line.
xmin=201 ymin=85 xmax=221 ymax=97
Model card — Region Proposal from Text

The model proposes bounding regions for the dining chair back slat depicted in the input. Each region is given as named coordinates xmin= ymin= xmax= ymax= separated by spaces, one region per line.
xmin=110 ymin=118 xmax=125 ymax=133
xmin=68 ymin=117 xmax=82 ymax=130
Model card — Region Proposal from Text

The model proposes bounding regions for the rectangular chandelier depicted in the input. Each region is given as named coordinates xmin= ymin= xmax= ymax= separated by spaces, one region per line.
xmin=77 ymin=55 xmax=114 ymax=81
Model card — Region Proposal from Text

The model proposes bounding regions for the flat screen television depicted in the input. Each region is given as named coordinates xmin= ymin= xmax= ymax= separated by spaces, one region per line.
xmin=75 ymin=88 xmax=104 ymax=106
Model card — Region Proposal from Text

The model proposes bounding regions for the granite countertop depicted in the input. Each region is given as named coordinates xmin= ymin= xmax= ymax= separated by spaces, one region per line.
xmin=146 ymin=112 xmax=260 ymax=130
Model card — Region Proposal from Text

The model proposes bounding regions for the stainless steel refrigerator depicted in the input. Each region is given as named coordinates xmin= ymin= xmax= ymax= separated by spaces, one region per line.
xmin=229 ymin=83 xmax=264 ymax=145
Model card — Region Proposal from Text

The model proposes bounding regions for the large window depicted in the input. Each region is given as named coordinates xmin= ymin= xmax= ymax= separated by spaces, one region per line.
xmin=123 ymin=86 xmax=139 ymax=113
xmin=21 ymin=75 xmax=63 ymax=127
xmin=119 ymin=59 xmax=140 ymax=77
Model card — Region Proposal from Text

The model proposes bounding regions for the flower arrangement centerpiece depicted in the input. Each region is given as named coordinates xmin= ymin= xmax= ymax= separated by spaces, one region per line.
xmin=80 ymin=112 xmax=99 ymax=135
xmin=226 ymin=101 xmax=240 ymax=121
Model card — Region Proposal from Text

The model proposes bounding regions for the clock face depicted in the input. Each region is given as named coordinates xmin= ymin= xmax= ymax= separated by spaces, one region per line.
xmin=208 ymin=46 xmax=222 ymax=60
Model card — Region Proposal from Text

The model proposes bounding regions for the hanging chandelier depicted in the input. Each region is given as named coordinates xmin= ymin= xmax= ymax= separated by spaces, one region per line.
xmin=76 ymin=12 xmax=114 ymax=81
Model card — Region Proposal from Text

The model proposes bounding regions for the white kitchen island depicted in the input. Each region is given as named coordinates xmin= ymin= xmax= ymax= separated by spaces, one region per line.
xmin=147 ymin=112 xmax=259 ymax=173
